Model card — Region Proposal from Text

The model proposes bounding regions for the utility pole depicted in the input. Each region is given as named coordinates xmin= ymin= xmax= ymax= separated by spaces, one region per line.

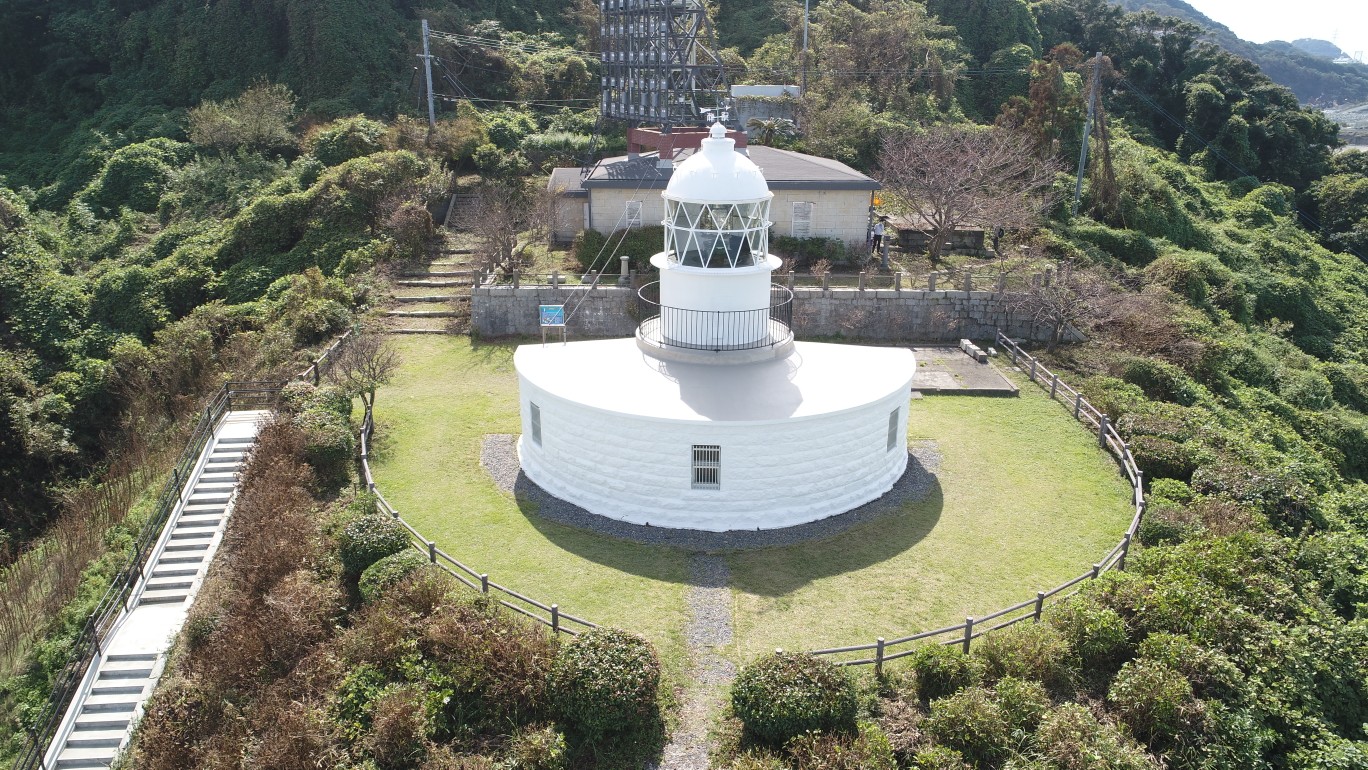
xmin=801 ymin=0 xmax=810 ymax=95
xmin=1072 ymin=51 xmax=1102 ymax=217
xmin=421 ymin=19 xmax=437 ymax=131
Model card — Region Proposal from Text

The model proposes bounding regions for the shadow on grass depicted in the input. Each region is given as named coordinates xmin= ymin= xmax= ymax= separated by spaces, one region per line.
xmin=507 ymin=450 xmax=943 ymax=592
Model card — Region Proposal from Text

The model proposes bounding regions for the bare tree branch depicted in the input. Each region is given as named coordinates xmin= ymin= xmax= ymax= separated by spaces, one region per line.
xmin=328 ymin=333 xmax=401 ymax=410
xmin=458 ymin=180 xmax=558 ymax=275
xmin=1003 ymin=261 xmax=1114 ymax=351
xmin=878 ymin=126 xmax=1062 ymax=262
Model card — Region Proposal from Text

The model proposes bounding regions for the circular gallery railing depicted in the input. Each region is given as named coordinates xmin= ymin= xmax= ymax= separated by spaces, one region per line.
xmin=635 ymin=282 xmax=794 ymax=353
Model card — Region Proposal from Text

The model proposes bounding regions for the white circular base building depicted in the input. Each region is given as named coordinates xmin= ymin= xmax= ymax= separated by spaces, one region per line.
xmin=513 ymin=123 xmax=916 ymax=532
xmin=516 ymin=339 xmax=915 ymax=532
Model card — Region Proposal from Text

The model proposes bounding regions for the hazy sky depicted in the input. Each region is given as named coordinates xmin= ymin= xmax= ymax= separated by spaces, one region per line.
xmin=1182 ymin=0 xmax=1368 ymax=61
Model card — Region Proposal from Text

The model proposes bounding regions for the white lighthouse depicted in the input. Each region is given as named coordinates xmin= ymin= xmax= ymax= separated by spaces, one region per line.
xmin=514 ymin=124 xmax=916 ymax=532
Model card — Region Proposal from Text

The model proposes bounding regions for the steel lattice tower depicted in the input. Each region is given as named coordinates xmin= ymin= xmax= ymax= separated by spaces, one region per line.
xmin=599 ymin=0 xmax=728 ymax=129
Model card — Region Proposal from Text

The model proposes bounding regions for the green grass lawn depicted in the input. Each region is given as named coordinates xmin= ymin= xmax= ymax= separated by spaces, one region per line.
xmin=726 ymin=380 xmax=1133 ymax=660
xmin=370 ymin=336 xmax=1132 ymax=670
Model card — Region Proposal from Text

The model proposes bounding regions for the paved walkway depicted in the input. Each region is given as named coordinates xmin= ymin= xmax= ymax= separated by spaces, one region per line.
xmin=45 ymin=410 xmax=267 ymax=769
xmin=910 ymin=346 xmax=1019 ymax=395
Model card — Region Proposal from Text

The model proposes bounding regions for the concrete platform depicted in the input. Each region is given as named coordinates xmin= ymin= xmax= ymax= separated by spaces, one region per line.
xmin=910 ymin=346 xmax=1019 ymax=396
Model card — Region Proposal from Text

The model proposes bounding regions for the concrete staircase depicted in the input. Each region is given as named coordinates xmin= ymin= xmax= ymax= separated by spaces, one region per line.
xmin=45 ymin=413 xmax=266 ymax=769
xmin=384 ymin=234 xmax=478 ymax=334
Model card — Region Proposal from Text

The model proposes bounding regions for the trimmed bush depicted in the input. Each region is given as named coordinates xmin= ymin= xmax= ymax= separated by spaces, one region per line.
xmin=784 ymin=721 xmax=897 ymax=770
xmin=974 ymin=622 xmax=1073 ymax=691
xmin=1047 ymin=596 xmax=1131 ymax=676
xmin=993 ymin=676 xmax=1050 ymax=732
xmin=1035 ymin=703 xmax=1157 ymax=770
xmin=571 ymin=226 xmax=664 ymax=272
xmin=339 ymin=514 xmax=410 ymax=578
xmin=505 ymin=723 xmax=568 ymax=770
xmin=359 ymin=550 xmax=429 ymax=603
xmin=294 ymin=407 xmax=354 ymax=491
xmin=1107 ymin=659 xmax=1199 ymax=745
xmin=920 ymin=686 xmax=1010 ymax=766
xmin=730 ymin=652 xmax=858 ymax=745
xmin=1072 ymin=222 xmax=1159 ymax=266
xmin=1135 ymin=633 xmax=1242 ymax=701
xmin=1130 ymin=435 xmax=1201 ymax=482
xmin=911 ymin=747 xmax=972 ymax=770
xmin=548 ymin=628 xmax=660 ymax=739
xmin=910 ymin=645 xmax=984 ymax=702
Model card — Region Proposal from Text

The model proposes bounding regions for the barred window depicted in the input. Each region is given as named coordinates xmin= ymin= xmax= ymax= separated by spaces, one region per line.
xmin=530 ymin=403 xmax=542 ymax=446
xmin=625 ymin=200 xmax=643 ymax=227
xmin=691 ymin=444 xmax=720 ymax=489
xmin=887 ymin=408 xmax=899 ymax=451
xmin=791 ymin=201 xmax=814 ymax=238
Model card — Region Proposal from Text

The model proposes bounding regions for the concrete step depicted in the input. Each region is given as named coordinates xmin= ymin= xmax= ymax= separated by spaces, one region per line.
xmin=399 ymin=270 xmax=473 ymax=278
xmin=146 ymin=579 xmax=194 ymax=591
xmin=393 ymin=294 xmax=461 ymax=303
xmin=385 ymin=309 xmax=461 ymax=318
xmin=394 ymin=279 xmax=472 ymax=288
xmin=96 ymin=664 xmax=152 ymax=680
xmin=187 ymin=494 xmax=231 ymax=505
xmin=55 ymin=745 xmax=116 ymax=768
xmin=105 ymin=653 xmax=156 ymax=663
xmin=174 ymin=520 xmax=222 ymax=531
xmin=55 ymin=744 xmax=117 ymax=765
xmin=388 ymin=328 xmax=459 ymax=335
xmin=198 ymin=472 xmax=239 ymax=482
xmin=216 ymin=437 xmax=255 ymax=445
xmin=72 ymin=712 xmax=131 ymax=730
xmin=156 ymin=554 xmax=206 ymax=566
xmin=162 ymin=542 xmax=210 ymax=553
xmin=139 ymin=589 xmax=188 ymax=605
xmin=80 ymin=699 xmax=136 ymax=714
xmin=169 ymin=530 xmax=214 ymax=542
xmin=151 ymin=567 xmax=199 ymax=579
xmin=89 ymin=684 xmax=144 ymax=697
xmin=64 ymin=729 xmax=126 ymax=749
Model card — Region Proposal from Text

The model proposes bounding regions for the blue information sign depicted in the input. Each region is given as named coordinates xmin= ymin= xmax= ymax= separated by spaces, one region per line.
xmin=539 ymin=304 xmax=566 ymax=327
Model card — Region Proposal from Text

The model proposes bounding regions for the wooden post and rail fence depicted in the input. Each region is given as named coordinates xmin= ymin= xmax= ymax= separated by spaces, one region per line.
xmin=808 ymin=331 xmax=1147 ymax=672
xmin=14 ymin=326 xmax=1144 ymax=767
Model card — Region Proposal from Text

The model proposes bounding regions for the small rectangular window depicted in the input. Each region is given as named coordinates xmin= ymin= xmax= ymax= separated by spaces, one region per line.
xmin=530 ymin=403 xmax=542 ymax=446
xmin=625 ymin=200 xmax=643 ymax=227
xmin=691 ymin=444 xmax=720 ymax=489
xmin=887 ymin=408 xmax=899 ymax=451
xmin=791 ymin=201 xmax=814 ymax=238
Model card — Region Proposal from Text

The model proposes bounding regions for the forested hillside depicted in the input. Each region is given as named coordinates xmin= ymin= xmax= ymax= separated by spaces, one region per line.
xmin=2 ymin=0 xmax=1368 ymax=768
xmin=1117 ymin=0 xmax=1368 ymax=104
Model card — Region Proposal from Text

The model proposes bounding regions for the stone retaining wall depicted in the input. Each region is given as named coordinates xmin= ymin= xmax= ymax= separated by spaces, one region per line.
xmin=471 ymin=285 xmax=1081 ymax=343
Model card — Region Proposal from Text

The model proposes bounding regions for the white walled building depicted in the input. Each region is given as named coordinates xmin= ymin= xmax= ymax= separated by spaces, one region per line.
xmin=548 ymin=144 xmax=878 ymax=247
xmin=518 ymin=125 xmax=915 ymax=532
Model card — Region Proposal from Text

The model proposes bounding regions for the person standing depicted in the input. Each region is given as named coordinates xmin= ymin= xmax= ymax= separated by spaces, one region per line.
xmin=871 ymin=216 xmax=887 ymax=255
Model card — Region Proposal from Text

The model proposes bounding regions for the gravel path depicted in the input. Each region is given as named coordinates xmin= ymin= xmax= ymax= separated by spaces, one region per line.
xmin=653 ymin=555 xmax=736 ymax=770
xmin=478 ymin=435 xmax=942 ymax=769
xmin=479 ymin=435 xmax=941 ymax=551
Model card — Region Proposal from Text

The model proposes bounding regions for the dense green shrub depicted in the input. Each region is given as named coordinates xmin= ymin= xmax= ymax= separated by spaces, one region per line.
xmin=339 ymin=514 xmax=409 ymax=578
xmin=911 ymin=746 xmax=972 ymax=769
xmin=1137 ymin=504 xmax=1203 ymax=546
xmin=784 ymin=722 xmax=897 ymax=770
xmin=993 ymin=676 xmax=1051 ymax=731
xmin=910 ymin=645 xmax=984 ymax=702
xmin=505 ymin=723 xmax=568 ymax=770
xmin=1130 ymin=435 xmax=1201 ymax=482
xmin=730 ymin=652 xmax=858 ymax=745
xmin=571 ymin=226 xmax=664 ymax=272
xmin=358 ymin=550 xmax=429 ymax=603
xmin=1072 ymin=221 xmax=1159 ymax=266
xmin=1047 ymin=596 xmax=1131 ymax=676
xmin=309 ymin=116 xmax=387 ymax=167
xmin=769 ymin=235 xmax=846 ymax=271
xmin=973 ymin=621 xmax=1073 ymax=690
xmin=1107 ymin=659 xmax=1200 ymax=746
xmin=1135 ymin=633 xmax=1243 ymax=701
xmin=1121 ymin=357 xmax=1206 ymax=407
xmin=920 ymin=686 xmax=1009 ymax=766
xmin=548 ymin=628 xmax=660 ymax=739
xmin=1035 ymin=703 xmax=1157 ymax=770
xmin=293 ymin=407 xmax=354 ymax=490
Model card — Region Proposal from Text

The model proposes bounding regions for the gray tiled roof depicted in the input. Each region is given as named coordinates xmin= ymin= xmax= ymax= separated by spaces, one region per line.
xmin=555 ymin=145 xmax=878 ymax=192
xmin=547 ymin=167 xmax=588 ymax=197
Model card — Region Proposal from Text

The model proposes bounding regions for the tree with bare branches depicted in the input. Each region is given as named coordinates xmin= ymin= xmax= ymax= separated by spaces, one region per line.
xmin=458 ymin=181 xmax=560 ymax=275
xmin=329 ymin=332 xmax=401 ymax=411
xmin=878 ymin=126 xmax=1062 ymax=263
xmin=1004 ymin=262 xmax=1114 ymax=351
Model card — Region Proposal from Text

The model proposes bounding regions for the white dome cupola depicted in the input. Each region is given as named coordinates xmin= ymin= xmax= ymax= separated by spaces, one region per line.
xmin=661 ymin=123 xmax=774 ymax=269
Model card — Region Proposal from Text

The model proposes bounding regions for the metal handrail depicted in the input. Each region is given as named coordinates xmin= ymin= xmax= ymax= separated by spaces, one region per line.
xmin=635 ymin=282 xmax=794 ymax=352
xmin=11 ymin=381 xmax=285 ymax=770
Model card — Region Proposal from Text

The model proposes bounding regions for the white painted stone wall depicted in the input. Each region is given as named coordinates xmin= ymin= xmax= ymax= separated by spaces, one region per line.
xmin=516 ymin=378 xmax=911 ymax=532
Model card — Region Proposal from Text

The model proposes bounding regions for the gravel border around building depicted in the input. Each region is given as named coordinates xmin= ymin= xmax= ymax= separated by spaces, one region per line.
xmin=480 ymin=434 xmax=941 ymax=551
